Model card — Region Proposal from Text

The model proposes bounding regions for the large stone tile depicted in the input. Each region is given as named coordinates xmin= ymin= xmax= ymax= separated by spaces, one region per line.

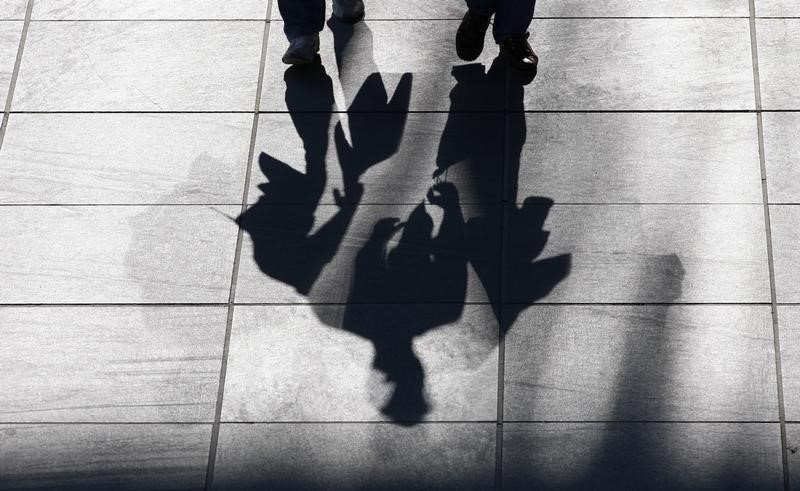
xmin=787 ymin=425 xmax=800 ymax=489
xmin=779 ymin=307 xmax=800 ymax=421
xmin=770 ymin=206 xmax=800 ymax=302
xmin=33 ymin=0 xmax=268 ymax=19
xmin=0 ymin=114 xmax=252 ymax=204
xmin=507 ymin=113 xmax=762 ymax=203
xmin=537 ymin=0 xmax=749 ymax=17
xmin=13 ymin=21 xmax=263 ymax=111
xmin=758 ymin=0 xmax=800 ymax=17
xmin=504 ymin=305 xmax=777 ymax=422
xmin=261 ymin=20 xmax=505 ymax=112
xmin=0 ymin=205 xmax=239 ymax=303
xmin=0 ymin=306 xmax=225 ymax=422
xmin=514 ymin=113 xmax=762 ymax=204
xmin=250 ymin=111 xmax=502 ymax=205
xmin=212 ymin=423 xmax=495 ymax=490
xmin=503 ymin=204 xmax=769 ymax=303
xmin=0 ymin=0 xmax=26 ymax=19
xmin=764 ymin=113 xmax=800 ymax=203
xmin=758 ymin=19 xmax=800 ymax=110
xmin=503 ymin=423 xmax=783 ymax=490
xmin=236 ymin=203 xmax=500 ymax=303
xmin=222 ymin=305 xmax=498 ymax=423
xmin=525 ymin=19 xmax=754 ymax=110
xmin=0 ymin=21 xmax=21 ymax=102
xmin=0 ymin=424 xmax=210 ymax=490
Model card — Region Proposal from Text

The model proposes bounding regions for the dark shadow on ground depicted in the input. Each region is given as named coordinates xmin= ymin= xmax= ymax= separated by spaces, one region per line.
xmin=237 ymin=19 xmax=570 ymax=425
xmin=436 ymin=59 xmax=571 ymax=333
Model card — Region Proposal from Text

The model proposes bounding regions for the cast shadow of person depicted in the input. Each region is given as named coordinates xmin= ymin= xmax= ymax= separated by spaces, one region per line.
xmin=236 ymin=34 xmax=412 ymax=297
xmin=239 ymin=18 xmax=570 ymax=426
xmin=341 ymin=182 xmax=467 ymax=423
xmin=435 ymin=58 xmax=572 ymax=334
xmin=337 ymin=58 xmax=572 ymax=424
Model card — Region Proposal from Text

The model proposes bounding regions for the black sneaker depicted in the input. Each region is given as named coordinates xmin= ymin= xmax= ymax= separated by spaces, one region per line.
xmin=456 ymin=10 xmax=491 ymax=61
xmin=500 ymin=33 xmax=538 ymax=74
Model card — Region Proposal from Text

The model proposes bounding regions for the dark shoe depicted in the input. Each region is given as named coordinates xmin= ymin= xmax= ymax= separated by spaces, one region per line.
xmin=282 ymin=34 xmax=320 ymax=65
xmin=500 ymin=33 xmax=538 ymax=74
xmin=456 ymin=10 xmax=491 ymax=61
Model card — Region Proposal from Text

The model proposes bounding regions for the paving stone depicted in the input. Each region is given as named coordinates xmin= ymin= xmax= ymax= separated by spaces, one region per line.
xmin=758 ymin=19 xmax=800 ymax=110
xmin=786 ymin=424 xmax=800 ymax=488
xmin=13 ymin=21 xmax=263 ymax=111
xmin=0 ymin=21 xmax=21 ymax=101
xmin=33 ymin=0 xmax=269 ymax=19
xmin=0 ymin=113 xmax=252 ymax=204
xmin=769 ymin=206 xmax=800 ymax=302
xmin=222 ymin=305 xmax=498 ymax=423
xmin=778 ymin=307 xmax=800 ymax=421
xmin=0 ymin=0 xmax=26 ymax=19
xmin=0 ymin=424 xmax=210 ymax=490
xmin=764 ymin=112 xmax=800 ymax=203
xmin=261 ymin=20 xmax=505 ymax=112
xmin=0 ymin=306 xmax=225 ymax=422
xmin=251 ymin=111 xmax=502 ymax=205
xmin=503 ymin=423 xmax=783 ymax=490
xmin=513 ymin=112 xmax=762 ymax=204
xmin=504 ymin=305 xmax=777 ymax=422
xmin=212 ymin=423 xmax=496 ymax=490
xmin=504 ymin=204 xmax=769 ymax=303
xmin=536 ymin=0 xmax=749 ymax=17
xmin=0 ymin=205 xmax=239 ymax=303
xmin=758 ymin=0 xmax=800 ymax=17
xmin=525 ymin=19 xmax=755 ymax=110
xmin=236 ymin=203 xmax=501 ymax=303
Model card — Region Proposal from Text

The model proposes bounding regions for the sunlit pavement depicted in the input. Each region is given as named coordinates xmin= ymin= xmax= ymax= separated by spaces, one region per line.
xmin=1 ymin=1 xmax=800 ymax=489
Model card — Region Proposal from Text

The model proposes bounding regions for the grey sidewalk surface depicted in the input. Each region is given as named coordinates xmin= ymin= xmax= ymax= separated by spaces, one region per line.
xmin=1 ymin=0 xmax=800 ymax=490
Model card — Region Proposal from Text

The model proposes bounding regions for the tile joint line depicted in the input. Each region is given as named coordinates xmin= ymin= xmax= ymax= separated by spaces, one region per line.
xmin=494 ymin=60 xmax=512 ymax=491
xmin=748 ymin=2 xmax=790 ymax=490
xmin=203 ymin=2 xmax=273 ymax=490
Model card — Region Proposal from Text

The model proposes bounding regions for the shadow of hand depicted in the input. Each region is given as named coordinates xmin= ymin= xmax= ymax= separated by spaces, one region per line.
xmin=335 ymin=72 xmax=413 ymax=185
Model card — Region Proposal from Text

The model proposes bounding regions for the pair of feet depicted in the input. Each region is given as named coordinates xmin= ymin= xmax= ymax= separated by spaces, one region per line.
xmin=283 ymin=6 xmax=538 ymax=74
xmin=456 ymin=10 xmax=538 ymax=74
xmin=281 ymin=0 xmax=364 ymax=64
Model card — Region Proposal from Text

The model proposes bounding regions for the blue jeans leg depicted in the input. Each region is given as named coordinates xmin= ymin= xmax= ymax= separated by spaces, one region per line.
xmin=465 ymin=0 xmax=497 ymax=18
xmin=493 ymin=0 xmax=536 ymax=43
xmin=278 ymin=0 xmax=326 ymax=40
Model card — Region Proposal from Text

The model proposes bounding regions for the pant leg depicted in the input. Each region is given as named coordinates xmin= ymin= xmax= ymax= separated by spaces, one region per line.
xmin=492 ymin=0 xmax=536 ymax=43
xmin=465 ymin=0 xmax=498 ymax=17
xmin=278 ymin=0 xmax=326 ymax=40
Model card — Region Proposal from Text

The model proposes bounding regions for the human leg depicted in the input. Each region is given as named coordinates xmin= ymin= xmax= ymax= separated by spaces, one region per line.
xmin=494 ymin=0 xmax=538 ymax=73
xmin=278 ymin=0 xmax=326 ymax=39
xmin=456 ymin=0 xmax=497 ymax=61
xmin=278 ymin=0 xmax=326 ymax=64
xmin=465 ymin=0 xmax=497 ymax=17
xmin=492 ymin=0 xmax=535 ymax=43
